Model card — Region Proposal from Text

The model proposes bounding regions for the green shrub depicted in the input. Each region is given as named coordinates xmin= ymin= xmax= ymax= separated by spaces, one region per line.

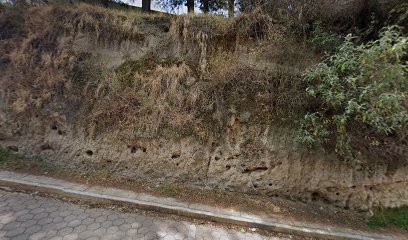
xmin=368 ymin=206 xmax=408 ymax=231
xmin=309 ymin=22 xmax=343 ymax=53
xmin=286 ymin=17 xmax=310 ymax=41
xmin=286 ymin=20 xmax=343 ymax=53
xmin=298 ymin=26 xmax=408 ymax=162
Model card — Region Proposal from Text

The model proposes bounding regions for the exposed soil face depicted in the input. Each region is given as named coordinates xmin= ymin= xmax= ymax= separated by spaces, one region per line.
xmin=1 ymin=151 xmax=408 ymax=238
xmin=1 ymin=122 xmax=408 ymax=211
xmin=0 ymin=3 xmax=407 ymax=213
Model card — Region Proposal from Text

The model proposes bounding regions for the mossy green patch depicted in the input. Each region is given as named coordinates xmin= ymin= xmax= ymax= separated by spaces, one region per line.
xmin=368 ymin=206 xmax=408 ymax=231
xmin=158 ymin=183 xmax=181 ymax=197
xmin=0 ymin=147 xmax=17 ymax=164
xmin=0 ymin=147 xmax=25 ymax=170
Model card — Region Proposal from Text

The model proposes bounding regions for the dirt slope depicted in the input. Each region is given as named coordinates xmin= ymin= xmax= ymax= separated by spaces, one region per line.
xmin=0 ymin=3 xmax=407 ymax=210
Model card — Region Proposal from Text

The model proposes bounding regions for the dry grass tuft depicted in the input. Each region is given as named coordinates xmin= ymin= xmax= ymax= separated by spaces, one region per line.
xmin=89 ymin=52 xmax=308 ymax=140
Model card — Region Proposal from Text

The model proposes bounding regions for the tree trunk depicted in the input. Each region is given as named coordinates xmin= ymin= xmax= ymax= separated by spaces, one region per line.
xmin=102 ymin=0 xmax=109 ymax=8
xmin=187 ymin=0 xmax=195 ymax=13
xmin=203 ymin=0 xmax=209 ymax=13
xmin=142 ymin=0 xmax=151 ymax=12
xmin=239 ymin=0 xmax=249 ymax=13
xmin=228 ymin=0 xmax=235 ymax=18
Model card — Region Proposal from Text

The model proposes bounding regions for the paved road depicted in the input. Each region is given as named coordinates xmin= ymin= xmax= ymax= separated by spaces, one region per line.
xmin=0 ymin=190 xmax=290 ymax=240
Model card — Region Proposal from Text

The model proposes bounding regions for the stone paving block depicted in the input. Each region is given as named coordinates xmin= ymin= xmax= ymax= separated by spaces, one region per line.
xmin=87 ymin=222 xmax=100 ymax=231
xmin=4 ymin=227 xmax=25 ymax=238
xmin=33 ymin=212 xmax=49 ymax=220
xmin=119 ymin=223 xmax=131 ymax=231
xmin=24 ymin=225 xmax=42 ymax=235
xmin=112 ymin=218 xmax=125 ymax=226
xmin=101 ymin=220 xmax=113 ymax=229
xmin=107 ymin=226 xmax=119 ymax=234
xmin=73 ymin=225 xmax=87 ymax=234
xmin=0 ymin=189 xmax=312 ymax=240
xmin=93 ymin=227 xmax=107 ymax=236
xmin=58 ymin=226 xmax=74 ymax=236
xmin=30 ymin=231 xmax=47 ymax=240
xmin=95 ymin=215 xmax=107 ymax=223
xmin=62 ymin=233 xmax=78 ymax=240
xmin=38 ymin=217 xmax=53 ymax=225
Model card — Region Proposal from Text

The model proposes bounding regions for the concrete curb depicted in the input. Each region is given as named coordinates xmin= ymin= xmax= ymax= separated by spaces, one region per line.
xmin=0 ymin=170 xmax=397 ymax=240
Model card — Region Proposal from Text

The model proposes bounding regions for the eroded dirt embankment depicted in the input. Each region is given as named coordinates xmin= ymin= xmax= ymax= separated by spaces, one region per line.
xmin=2 ymin=120 xmax=408 ymax=211
xmin=0 ymin=4 xmax=407 ymax=210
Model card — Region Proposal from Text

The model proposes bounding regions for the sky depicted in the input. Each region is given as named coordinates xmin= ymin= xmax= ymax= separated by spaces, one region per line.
xmin=125 ymin=0 xmax=234 ymax=16
xmin=0 ymin=0 xmax=216 ymax=15
xmin=125 ymin=0 xmax=190 ymax=14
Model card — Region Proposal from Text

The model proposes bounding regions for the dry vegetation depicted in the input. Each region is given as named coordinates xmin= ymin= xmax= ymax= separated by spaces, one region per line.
xmin=0 ymin=2 xmax=320 ymax=142
xmin=1 ymin=1 xmax=405 ymax=158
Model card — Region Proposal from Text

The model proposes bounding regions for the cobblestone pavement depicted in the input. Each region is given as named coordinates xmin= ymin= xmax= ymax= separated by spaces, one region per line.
xmin=0 ymin=190 xmax=290 ymax=240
